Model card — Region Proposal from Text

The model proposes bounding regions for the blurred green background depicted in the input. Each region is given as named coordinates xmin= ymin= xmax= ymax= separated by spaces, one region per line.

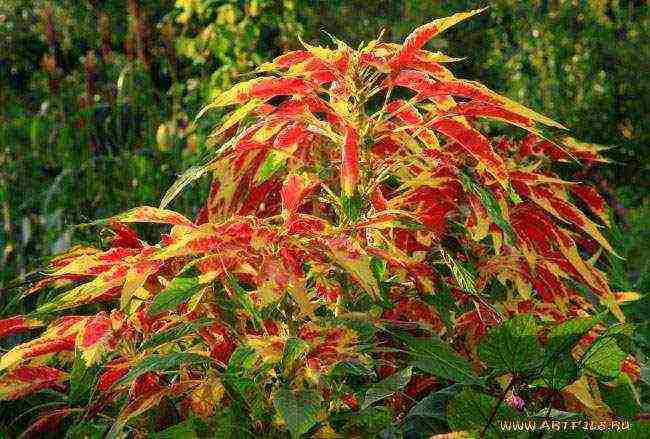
xmin=1 ymin=0 xmax=648 ymax=306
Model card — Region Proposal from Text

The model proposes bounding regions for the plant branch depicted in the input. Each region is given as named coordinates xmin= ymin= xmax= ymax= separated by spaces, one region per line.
xmin=481 ymin=377 xmax=516 ymax=438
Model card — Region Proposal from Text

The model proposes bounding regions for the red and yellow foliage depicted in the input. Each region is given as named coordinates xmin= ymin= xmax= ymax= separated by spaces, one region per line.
xmin=0 ymin=9 xmax=640 ymax=437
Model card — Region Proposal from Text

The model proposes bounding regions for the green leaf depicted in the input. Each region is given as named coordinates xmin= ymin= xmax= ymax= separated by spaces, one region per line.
xmin=150 ymin=422 xmax=198 ymax=439
xmin=459 ymin=172 xmax=517 ymax=244
xmin=225 ymin=276 xmax=264 ymax=329
xmin=255 ymin=150 xmax=289 ymax=184
xmin=281 ymin=337 xmax=311 ymax=374
xmin=478 ymin=314 xmax=543 ymax=375
xmin=148 ymin=276 xmax=204 ymax=316
xmin=64 ymin=421 xmax=108 ymax=439
xmin=581 ymin=336 xmax=627 ymax=380
xmin=340 ymin=193 xmax=364 ymax=222
xmin=69 ymin=351 xmax=97 ymax=405
xmin=274 ymin=388 xmax=319 ymax=439
xmin=330 ymin=361 xmax=376 ymax=377
xmin=446 ymin=388 xmax=517 ymax=437
xmin=600 ymin=374 xmax=640 ymax=419
xmin=402 ymin=334 xmax=482 ymax=385
xmin=427 ymin=282 xmax=457 ymax=331
xmin=545 ymin=314 xmax=602 ymax=360
xmin=407 ymin=384 xmax=462 ymax=419
xmin=539 ymin=351 xmax=578 ymax=390
xmin=345 ymin=406 xmax=394 ymax=435
xmin=140 ymin=319 xmax=213 ymax=350
xmin=577 ymin=323 xmax=633 ymax=380
xmin=114 ymin=353 xmax=211 ymax=388
xmin=362 ymin=367 xmax=412 ymax=410
xmin=225 ymin=345 xmax=259 ymax=380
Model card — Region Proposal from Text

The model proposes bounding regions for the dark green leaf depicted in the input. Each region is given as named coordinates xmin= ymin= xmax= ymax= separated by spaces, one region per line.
xmin=446 ymin=388 xmax=517 ymax=437
xmin=540 ymin=351 xmax=578 ymax=390
xmin=274 ymin=388 xmax=319 ymax=439
xmin=600 ymin=374 xmax=640 ymax=419
xmin=403 ymin=335 xmax=482 ymax=385
xmin=148 ymin=276 xmax=203 ymax=316
xmin=150 ymin=422 xmax=198 ymax=439
xmin=478 ymin=314 xmax=543 ymax=374
xmin=114 ymin=353 xmax=211 ymax=388
xmin=341 ymin=193 xmax=364 ymax=222
xmin=407 ymin=384 xmax=462 ymax=419
xmin=545 ymin=314 xmax=602 ymax=360
xmin=226 ymin=276 xmax=263 ymax=329
xmin=345 ymin=406 xmax=394 ymax=436
xmin=140 ymin=319 xmax=213 ymax=350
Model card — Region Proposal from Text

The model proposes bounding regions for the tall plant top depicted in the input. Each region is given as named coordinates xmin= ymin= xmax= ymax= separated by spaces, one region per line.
xmin=0 ymin=9 xmax=641 ymax=438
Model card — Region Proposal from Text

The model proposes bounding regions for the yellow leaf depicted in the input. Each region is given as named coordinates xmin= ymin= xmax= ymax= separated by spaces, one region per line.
xmin=210 ymin=99 xmax=260 ymax=139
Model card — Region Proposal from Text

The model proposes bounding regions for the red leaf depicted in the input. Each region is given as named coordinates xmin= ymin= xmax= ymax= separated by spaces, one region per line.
xmin=98 ymin=362 xmax=130 ymax=392
xmin=0 ymin=366 xmax=67 ymax=400
xmin=571 ymin=184 xmax=610 ymax=226
xmin=21 ymin=408 xmax=72 ymax=438
xmin=281 ymin=174 xmax=319 ymax=214
xmin=392 ymin=9 xmax=486 ymax=66
xmin=431 ymin=118 xmax=508 ymax=187
xmin=0 ymin=316 xmax=42 ymax=339
xmin=250 ymin=77 xmax=312 ymax=100
xmin=341 ymin=125 xmax=360 ymax=197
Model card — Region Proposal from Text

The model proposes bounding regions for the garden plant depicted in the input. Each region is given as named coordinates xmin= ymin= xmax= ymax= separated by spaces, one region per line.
xmin=0 ymin=8 xmax=643 ymax=438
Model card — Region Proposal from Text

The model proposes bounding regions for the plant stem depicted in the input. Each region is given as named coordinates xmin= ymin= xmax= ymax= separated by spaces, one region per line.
xmin=481 ymin=377 xmax=516 ymax=437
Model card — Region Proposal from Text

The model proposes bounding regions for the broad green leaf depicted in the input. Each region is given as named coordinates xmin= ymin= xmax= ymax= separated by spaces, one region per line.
xmin=114 ymin=353 xmax=211 ymax=388
xmin=281 ymin=338 xmax=311 ymax=373
xmin=539 ymin=351 xmax=578 ymax=390
xmin=274 ymin=388 xmax=319 ymax=439
xmin=407 ymin=384 xmax=462 ymax=419
xmin=226 ymin=345 xmax=259 ymax=376
xmin=530 ymin=408 xmax=582 ymax=421
xmin=545 ymin=315 xmax=602 ymax=360
xmin=581 ymin=336 xmax=627 ymax=380
xmin=148 ymin=276 xmax=204 ymax=316
xmin=362 ymin=367 xmax=412 ymax=410
xmin=140 ymin=319 xmax=213 ymax=350
xmin=346 ymin=406 xmax=394 ymax=436
xmin=600 ymin=374 xmax=640 ymax=419
xmin=64 ymin=421 xmax=108 ymax=439
xmin=578 ymin=323 xmax=633 ymax=380
xmin=446 ymin=388 xmax=517 ymax=437
xmin=478 ymin=314 xmax=543 ymax=374
xmin=330 ymin=361 xmax=376 ymax=377
xmin=402 ymin=334 xmax=482 ymax=385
